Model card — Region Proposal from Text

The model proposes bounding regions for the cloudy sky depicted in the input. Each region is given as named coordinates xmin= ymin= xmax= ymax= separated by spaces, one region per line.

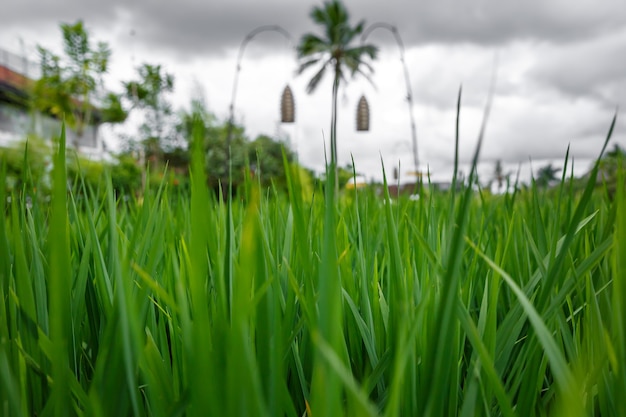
xmin=1 ymin=0 xmax=625 ymax=184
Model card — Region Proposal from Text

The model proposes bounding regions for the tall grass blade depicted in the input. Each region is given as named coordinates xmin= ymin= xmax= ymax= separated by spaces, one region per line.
xmin=310 ymin=145 xmax=343 ymax=416
xmin=423 ymin=69 xmax=494 ymax=417
xmin=48 ymin=123 xmax=72 ymax=416
xmin=186 ymin=114 xmax=213 ymax=417
xmin=611 ymin=153 xmax=626 ymax=416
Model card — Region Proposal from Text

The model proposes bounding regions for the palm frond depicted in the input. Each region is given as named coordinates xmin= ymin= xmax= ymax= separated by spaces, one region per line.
xmin=306 ymin=64 xmax=328 ymax=94
xmin=353 ymin=20 xmax=365 ymax=35
xmin=346 ymin=44 xmax=378 ymax=61
xmin=343 ymin=55 xmax=374 ymax=76
xmin=297 ymin=34 xmax=330 ymax=58
xmin=297 ymin=57 xmax=323 ymax=75
xmin=324 ymin=1 xmax=350 ymax=43
xmin=325 ymin=0 xmax=349 ymax=27
xmin=342 ymin=45 xmax=376 ymax=79
xmin=310 ymin=5 xmax=329 ymax=26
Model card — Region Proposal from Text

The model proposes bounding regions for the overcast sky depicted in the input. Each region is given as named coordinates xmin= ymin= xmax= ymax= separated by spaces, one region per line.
xmin=1 ymin=0 xmax=625 ymax=184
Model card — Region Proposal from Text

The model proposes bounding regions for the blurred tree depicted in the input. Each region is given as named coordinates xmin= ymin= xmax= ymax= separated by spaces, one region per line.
xmin=535 ymin=163 xmax=561 ymax=188
xmin=297 ymin=0 xmax=377 ymax=193
xmin=248 ymin=134 xmax=294 ymax=186
xmin=109 ymin=154 xmax=143 ymax=194
xmin=33 ymin=20 xmax=128 ymax=148
xmin=176 ymin=98 xmax=297 ymax=195
xmin=317 ymin=163 xmax=357 ymax=194
xmin=595 ymin=144 xmax=625 ymax=197
xmin=175 ymin=97 xmax=215 ymax=141
xmin=205 ymin=122 xmax=248 ymax=193
xmin=124 ymin=63 xmax=176 ymax=160
xmin=599 ymin=144 xmax=625 ymax=180
xmin=0 ymin=137 xmax=51 ymax=192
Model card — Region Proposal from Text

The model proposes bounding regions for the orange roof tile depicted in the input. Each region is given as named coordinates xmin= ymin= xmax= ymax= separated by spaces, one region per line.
xmin=0 ymin=65 xmax=32 ymax=90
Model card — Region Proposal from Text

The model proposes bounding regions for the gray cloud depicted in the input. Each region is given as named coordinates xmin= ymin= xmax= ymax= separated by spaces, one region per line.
xmin=394 ymin=1 xmax=625 ymax=46
xmin=527 ymin=30 xmax=626 ymax=107
xmin=0 ymin=1 xmax=119 ymax=27
xmin=121 ymin=1 xmax=308 ymax=58
xmin=3 ymin=1 xmax=626 ymax=57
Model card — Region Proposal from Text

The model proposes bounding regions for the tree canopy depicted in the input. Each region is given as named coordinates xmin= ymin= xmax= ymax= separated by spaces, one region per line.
xmin=32 ymin=20 xmax=127 ymax=147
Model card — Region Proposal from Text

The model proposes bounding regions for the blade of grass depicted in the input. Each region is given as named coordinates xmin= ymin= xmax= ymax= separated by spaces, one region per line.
xmin=423 ymin=65 xmax=495 ymax=417
xmin=48 ymin=123 xmax=73 ymax=416
xmin=466 ymin=238 xmax=580 ymax=406
xmin=186 ymin=113 xmax=214 ymax=417
xmin=310 ymin=143 xmax=343 ymax=417
xmin=611 ymin=153 xmax=625 ymax=416
xmin=538 ymin=113 xmax=616 ymax=307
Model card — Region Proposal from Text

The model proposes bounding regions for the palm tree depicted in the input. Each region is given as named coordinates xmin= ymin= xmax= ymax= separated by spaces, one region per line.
xmin=297 ymin=0 xmax=377 ymax=191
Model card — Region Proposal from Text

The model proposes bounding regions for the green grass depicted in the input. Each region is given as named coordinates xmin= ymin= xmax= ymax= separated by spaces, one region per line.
xmin=0 ymin=112 xmax=624 ymax=416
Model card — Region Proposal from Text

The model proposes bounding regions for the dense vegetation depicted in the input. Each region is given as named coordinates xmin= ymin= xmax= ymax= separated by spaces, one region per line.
xmin=0 ymin=112 xmax=624 ymax=417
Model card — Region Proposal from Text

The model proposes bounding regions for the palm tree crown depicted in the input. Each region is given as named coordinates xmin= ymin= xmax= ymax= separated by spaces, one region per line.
xmin=297 ymin=1 xmax=377 ymax=94
xmin=297 ymin=0 xmax=377 ymax=190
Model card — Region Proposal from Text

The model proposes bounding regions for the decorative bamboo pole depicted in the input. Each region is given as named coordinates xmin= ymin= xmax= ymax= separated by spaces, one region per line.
xmin=226 ymin=25 xmax=294 ymax=152
xmin=362 ymin=23 xmax=420 ymax=175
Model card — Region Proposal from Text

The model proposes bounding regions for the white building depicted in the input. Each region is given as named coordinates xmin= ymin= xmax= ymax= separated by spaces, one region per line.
xmin=0 ymin=48 xmax=105 ymax=159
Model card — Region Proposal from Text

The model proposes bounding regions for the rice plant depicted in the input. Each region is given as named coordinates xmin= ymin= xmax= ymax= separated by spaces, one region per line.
xmin=0 ymin=108 xmax=623 ymax=416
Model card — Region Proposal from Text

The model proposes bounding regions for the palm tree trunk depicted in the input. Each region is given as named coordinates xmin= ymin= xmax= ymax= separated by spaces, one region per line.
xmin=330 ymin=64 xmax=340 ymax=196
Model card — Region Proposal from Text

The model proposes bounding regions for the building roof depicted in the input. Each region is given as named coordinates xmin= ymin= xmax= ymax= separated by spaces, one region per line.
xmin=0 ymin=63 xmax=104 ymax=124
xmin=0 ymin=65 xmax=31 ymax=88
xmin=0 ymin=65 xmax=31 ymax=105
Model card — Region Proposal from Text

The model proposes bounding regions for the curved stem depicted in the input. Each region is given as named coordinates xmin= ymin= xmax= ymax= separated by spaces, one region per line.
xmin=331 ymin=61 xmax=340 ymax=195
xmin=226 ymin=25 xmax=294 ymax=149
xmin=362 ymin=23 xmax=419 ymax=176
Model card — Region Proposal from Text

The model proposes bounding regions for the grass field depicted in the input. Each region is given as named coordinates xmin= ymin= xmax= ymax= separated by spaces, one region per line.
xmin=0 ymin=113 xmax=625 ymax=416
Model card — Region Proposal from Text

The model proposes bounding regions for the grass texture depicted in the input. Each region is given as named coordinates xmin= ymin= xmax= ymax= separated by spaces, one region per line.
xmin=0 ymin=108 xmax=624 ymax=416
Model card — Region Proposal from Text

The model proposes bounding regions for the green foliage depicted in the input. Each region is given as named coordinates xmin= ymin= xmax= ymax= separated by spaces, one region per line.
xmin=108 ymin=154 xmax=143 ymax=193
xmin=597 ymin=144 xmax=625 ymax=196
xmin=0 ymin=136 xmax=52 ymax=192
xmin=47 ymin=123 xmax=72 ymax=417
xmin=100 ymin=92 xmax=128 ymax=124
xmin=248 ymin=134 xmax=294 ymax=187
xmin=32 ymin=20 xmax=128 ymax=144
xmin=611 ymin=155 xmax=626 ymax=416
xmin=68 ymin=155 xmax=104 ymax=187
xmin=535 ymin=162 xmax=562 ymax=188
xmin=176 ymin=99 xmax=296 ymax=195
xmin=288 ymin=162 xmax=315 ymax=203
xmin=297 ymin=0 xmax=378 ymax=94
xmin=124 ymin=63 xmax=176 ymax=155
xmin=0 ymin=115 xmax=624 ymax=416
xmin=204 ymin=122 xmax=248 ymax=191
xmin=0 ymin=137 xmax=143 ymax=196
